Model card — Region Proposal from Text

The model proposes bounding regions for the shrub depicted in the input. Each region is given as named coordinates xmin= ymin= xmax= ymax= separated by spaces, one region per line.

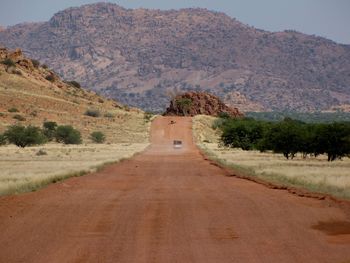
xmin=67 ymin=80 xmax=81 ymax=89
xmin=36 ymin=149 xmax=47 ymax=156
xmin=13 ymin=114 xmax=26 ymax=121
xmin=13 ymin=69 xmax=22 ymax=75
xmin=55 ymin=125 xmax=82 ymax=144
xmin=85 ymin=109 xmax=100 ymax=117
xmin=218 ymin=112 xmax=230 ymax=119
xmin=4 ymin=125 xmax=46 ymax=147
xmin=8 ymin=107 xmax=19 ymax=113
xmin=0 ymin=134 xmax=6 ymax=145
xmin=90 ymin=131 xmax=106 ymax=144
xmin=176 ymin=98 xmax=193 ymax=115
xmin=45 ymin=74 xmax=55 ymax=82
xmin=1 ymin=58 xmax=16 ymax=67
xmin=43 ymin=121 xmax=58 ymax=141
xmin=31 ymin=59 xmax=40 ymax=68
xmin=104 ymin=112 xmax=115 ymax=118
xmin=42 ymin=64 xmax=48 ymax=69
xmin=144 ymin=112 xmax=153 ymax=122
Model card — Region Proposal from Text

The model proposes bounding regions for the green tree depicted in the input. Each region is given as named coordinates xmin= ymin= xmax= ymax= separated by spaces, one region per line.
xmin=55 ymin=125 xmax=82 ymax=144
xmin=43 ymin=121 xmax=58 ymax=141
xmin=316 ymin=123 xmax=350 ymax=161
xmin=221 ymin=118 xmax=266 ymax=151
xmin=4 ymin=125 xmax=46 ymax=148
xmin=264 ymin=119 xmax=303 ymax=159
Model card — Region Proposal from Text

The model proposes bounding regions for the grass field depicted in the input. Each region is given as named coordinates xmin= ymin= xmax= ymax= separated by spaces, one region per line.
xmin=0 ymin=143 xmax=149 ymax=196
xmin=193 ymin=115 xmax=350 ymax=199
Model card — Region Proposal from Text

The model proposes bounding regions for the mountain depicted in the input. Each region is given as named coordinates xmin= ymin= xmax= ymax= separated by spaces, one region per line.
xmin=0 ymin=47 xmax=149 ymax=143
xmin=0 ymin=2 xmax=349 ymax=112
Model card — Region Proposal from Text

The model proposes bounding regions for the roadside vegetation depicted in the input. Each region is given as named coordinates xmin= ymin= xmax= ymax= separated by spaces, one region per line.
xmin=193 ymin=115 xmax=350 ymax=199
xmin=0 ymin=143 xmax=149 ymax=196
xmin=218 ymin=116 xmax=350 ymax=161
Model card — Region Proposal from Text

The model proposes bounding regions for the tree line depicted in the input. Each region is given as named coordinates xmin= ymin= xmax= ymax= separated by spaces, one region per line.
xmin=217 ymin=115 xmax=350 ymax=161
xmin=0 ymin=122 xmax=106 ymax=148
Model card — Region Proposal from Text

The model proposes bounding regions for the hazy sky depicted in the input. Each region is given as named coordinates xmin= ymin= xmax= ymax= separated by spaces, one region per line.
xmin=0 ymin=0 xmax=349 ymax=44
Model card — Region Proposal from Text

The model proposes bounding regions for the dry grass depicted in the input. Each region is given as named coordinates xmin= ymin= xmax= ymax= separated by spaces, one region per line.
xmin=193 ymin=115 xmax=350 ymax=199
xmin=0 ymin=143 xmax=149 ymax=195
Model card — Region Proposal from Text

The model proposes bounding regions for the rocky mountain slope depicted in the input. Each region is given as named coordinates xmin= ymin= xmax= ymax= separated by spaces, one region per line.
xmin=0 ymin=2 xmax=349 ymax=112
xmin=0 ymin=47 xmax=149 ymax=143
xmin=165 ymin=92 xmax=243 ymax=117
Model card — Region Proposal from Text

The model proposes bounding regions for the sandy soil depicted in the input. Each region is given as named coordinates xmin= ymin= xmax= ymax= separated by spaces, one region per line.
xmin=0 ymin=116 xmax=350 ymax=263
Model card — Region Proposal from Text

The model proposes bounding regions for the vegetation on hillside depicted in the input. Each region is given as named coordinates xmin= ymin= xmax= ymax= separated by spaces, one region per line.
xmin=0 ymin=122 xmax=91 ymax=147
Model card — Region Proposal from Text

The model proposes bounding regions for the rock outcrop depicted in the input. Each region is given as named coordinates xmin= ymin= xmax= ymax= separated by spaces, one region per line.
xmin=165 ymin=92 xmax=243 ymax=118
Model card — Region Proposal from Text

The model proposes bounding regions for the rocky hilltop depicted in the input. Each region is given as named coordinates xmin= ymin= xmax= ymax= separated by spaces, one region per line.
xmin=1 ymin=3 xmax=350 ymax=112
xmin=165 ymin=92 xmax=243 ymax=117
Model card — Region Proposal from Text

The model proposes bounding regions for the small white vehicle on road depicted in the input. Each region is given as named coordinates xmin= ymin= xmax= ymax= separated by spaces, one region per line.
xmin=173 ymin=140 xmax=183 ymax=149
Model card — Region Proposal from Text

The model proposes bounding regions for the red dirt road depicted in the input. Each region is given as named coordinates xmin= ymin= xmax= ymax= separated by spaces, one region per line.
xmin=1 ymin=116 xmax=350 ymax=263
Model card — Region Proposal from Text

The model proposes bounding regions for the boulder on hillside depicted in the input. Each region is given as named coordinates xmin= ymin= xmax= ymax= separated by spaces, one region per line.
xmin=164 ymin=92 xmax=243 ymax=118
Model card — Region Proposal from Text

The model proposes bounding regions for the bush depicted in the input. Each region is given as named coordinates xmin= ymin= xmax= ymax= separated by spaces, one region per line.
xmin=90 ymin=131 xmax=106 ymax=144
xmin=13 ymin=69 xmax=22 ymax=75
xmin=104 ymin=112 xmax=115 ymax=118
xmin=13 ymin=114 xmax=26 ymax=121
xmin=31 ymin=59 xmax=40 ymax=68
xmin=67 ymin=81 xmax=81 ymax=89
xmin=85 ymin=109 xmax=100 ymax=118
xmin=0 ymin=134 xmax=6 ymax=145
xmin=8 ymin=107 xmax=19 ymax=113
xmin=42 ymin=64 xmax=48 ymax=69
xmin=218 ymin=112 xmax=230 ymax=119
xmin=144 ymin=112 xmax=153 ymax=122
xmin=43 ymin=121 xmax=58 ymax=141
xmin=4 ymin=125 xmax=46 ymax=147
xmin=45 ymin=74 xmax=55 ymax=82
xmin=176 ymin=98 xmax=193 ymax=115
xmin=1 ymin=58 xmax=16 ymax=67
xmin=36 ymin=149 xmax=47 ymax=156
xmin=55 ymin=125 xmax=82 ymax=144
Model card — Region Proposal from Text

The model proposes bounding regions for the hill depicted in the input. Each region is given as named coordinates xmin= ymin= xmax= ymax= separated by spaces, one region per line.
xmin=0 ymin=47 xmax=149 ymax=143
xmin=0 ymin=3 xmax=349 ymax=112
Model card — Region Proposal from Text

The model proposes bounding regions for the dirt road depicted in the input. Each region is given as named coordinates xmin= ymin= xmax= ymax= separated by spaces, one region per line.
xmin=1 ymin=117 xmax=350 ymax=263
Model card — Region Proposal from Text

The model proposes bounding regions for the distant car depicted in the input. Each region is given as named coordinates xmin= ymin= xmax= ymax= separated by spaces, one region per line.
xmin=173 ymin=140 xmax=182 ymax=149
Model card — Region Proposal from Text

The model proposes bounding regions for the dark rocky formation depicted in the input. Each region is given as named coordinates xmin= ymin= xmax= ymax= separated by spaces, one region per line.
xmin=165 ymin=92 xmax=243 ymax=117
